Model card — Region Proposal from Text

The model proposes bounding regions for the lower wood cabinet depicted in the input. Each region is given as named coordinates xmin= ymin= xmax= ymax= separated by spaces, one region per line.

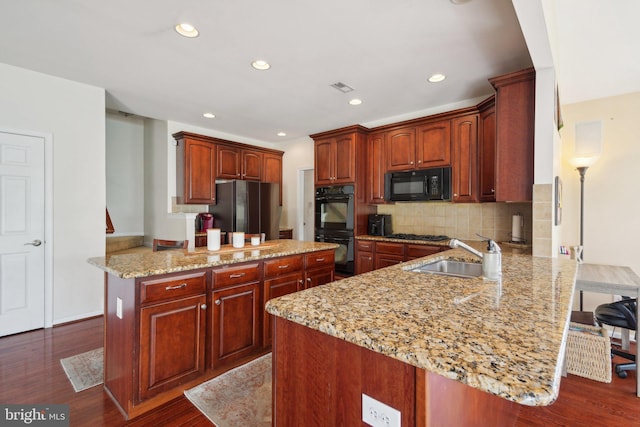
xmin=356 ymin=240 xmax=445 ymax=274
xmin=139 ymin=294 xmax=207 ymax=400
xmin=304 ymin=250 xmax=335 ymax=288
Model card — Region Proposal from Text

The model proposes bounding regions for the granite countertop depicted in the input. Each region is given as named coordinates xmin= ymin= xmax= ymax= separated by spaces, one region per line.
xmin=88 ymin=240 xmax=338 ymax=279
xmin=265 ymin=248 xmax=577 ymax=406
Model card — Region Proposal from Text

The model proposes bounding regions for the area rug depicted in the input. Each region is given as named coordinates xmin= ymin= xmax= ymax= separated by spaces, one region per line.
xmin=60 ymin=347 xmax=103 ymax=392
xmin=185 ymin=353 xmax=272 ymax=427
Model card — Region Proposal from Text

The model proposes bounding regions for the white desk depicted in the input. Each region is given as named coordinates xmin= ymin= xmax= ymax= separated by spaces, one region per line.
xmin=576 ymin=263 xmax=640 ymax=397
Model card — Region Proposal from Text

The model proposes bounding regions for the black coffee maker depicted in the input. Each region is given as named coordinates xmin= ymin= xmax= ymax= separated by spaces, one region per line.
xmin=368 ymin=214 xmax=392 ymax=236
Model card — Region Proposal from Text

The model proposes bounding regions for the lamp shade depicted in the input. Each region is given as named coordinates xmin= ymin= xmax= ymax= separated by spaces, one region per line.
xmin=572 ymin=120 xmax=603 ymax=167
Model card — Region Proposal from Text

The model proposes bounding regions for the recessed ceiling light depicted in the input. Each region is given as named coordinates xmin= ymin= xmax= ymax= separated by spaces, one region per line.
xmin=203 ymin=112 xmax=215 ymax=118
xmin=349 ymin=99 xmax=363 ymax=105
xmin=450 ymin=0 xmax=472 ymax=4
xmin=428 ymin=73 xmax=446 ymax=83
xmin=175 ymin=23 xmax=199 ymax=38
xmin=277 ymin=132 xmax=287 ymax=137
xmin=251 ymin=60 xmax=271 ymax=71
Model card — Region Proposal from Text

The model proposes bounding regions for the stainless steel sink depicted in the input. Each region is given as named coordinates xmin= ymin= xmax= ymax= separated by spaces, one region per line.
xmin=408 ymin=259 xmax=482 ymax=279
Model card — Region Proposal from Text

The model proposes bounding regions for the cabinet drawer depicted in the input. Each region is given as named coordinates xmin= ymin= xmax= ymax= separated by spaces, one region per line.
xmin=356 ymin=240 xmax=374 ymax=252
xmin=139 ymin=271 xmax=208 ymax=304
xmin=375 ymin=242 xmax=404 ymax=255
xmin=405 ymin=244 xmax=441 ymax=259
xmin=264 ymin=255 xmax=303 ymax=278
xmin=212 ymin=263 xmax=261 ymax=289
xmin=305 ymin=250 xmax=335 ymax=269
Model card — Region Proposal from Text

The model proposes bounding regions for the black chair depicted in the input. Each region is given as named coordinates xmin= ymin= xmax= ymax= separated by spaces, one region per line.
xmin=594 ymin=297 xmax=637 ymax=378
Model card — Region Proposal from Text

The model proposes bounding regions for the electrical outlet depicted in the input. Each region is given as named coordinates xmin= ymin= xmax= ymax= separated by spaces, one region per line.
xmin=362 ymin=393 xmax=401 ymax=427
xmin=116 ymin=297 xmax=123 ymax=319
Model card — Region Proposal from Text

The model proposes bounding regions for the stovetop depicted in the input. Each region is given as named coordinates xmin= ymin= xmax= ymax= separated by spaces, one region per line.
xmin=385 ymin=233 xmax=450 ymax=242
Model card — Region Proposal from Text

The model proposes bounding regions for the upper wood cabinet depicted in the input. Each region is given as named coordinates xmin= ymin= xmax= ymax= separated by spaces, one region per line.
xmin=386 ymin=127 xmax=417 ymax=171
xmin=217 ymin=146 xmax=263 ymax=181
xmin=173 ymin=132 xmax=284 ymax=205
xmin=451 ymin=114 xmax=479 ymax=203
xmin=416 ymin=120 xmax=451 ymax=168
xmin=175 ymin=134 xmax=217 ymax=205
xmin=478 ymin=97 xmax=497 ymax=202
xmin=366 ymin=132 xmax=387 ymax=204
xmin=311 ymin=126 xmax=368 ymax=186
xmin=489 ymin=68 xmax=535 ymax=202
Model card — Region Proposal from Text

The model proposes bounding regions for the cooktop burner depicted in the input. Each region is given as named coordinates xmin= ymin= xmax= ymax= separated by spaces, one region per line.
xmin=386 ymin=233 xmax=450 ymax=242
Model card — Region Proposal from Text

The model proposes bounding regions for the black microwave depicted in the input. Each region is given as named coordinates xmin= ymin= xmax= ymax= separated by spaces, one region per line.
xmin=384 ymin=167 xmax=451 ymax=202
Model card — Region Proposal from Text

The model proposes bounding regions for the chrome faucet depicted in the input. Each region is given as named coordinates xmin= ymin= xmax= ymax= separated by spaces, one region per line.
xmin=449 ymin=238 xmax=483 ymax=259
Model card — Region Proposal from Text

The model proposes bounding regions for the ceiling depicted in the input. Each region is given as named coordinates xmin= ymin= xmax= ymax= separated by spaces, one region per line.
xmin=0 ymin=1 xmax=637 ymax=143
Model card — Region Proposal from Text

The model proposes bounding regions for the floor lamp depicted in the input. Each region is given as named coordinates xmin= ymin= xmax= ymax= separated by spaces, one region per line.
xmin=572 ymin=120 xmax=602 ymax=311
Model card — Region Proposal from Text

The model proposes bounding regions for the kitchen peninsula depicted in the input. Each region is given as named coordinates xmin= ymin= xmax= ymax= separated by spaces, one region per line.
xmin=266 ymin=247 xmax=577 ymax=426
xmin=88 ymin=240 xmax=337 ymax=419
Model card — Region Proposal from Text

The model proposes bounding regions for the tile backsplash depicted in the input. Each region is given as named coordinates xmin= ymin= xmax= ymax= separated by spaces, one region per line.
xmin=376 ymin=201 xmax=532 ymax=242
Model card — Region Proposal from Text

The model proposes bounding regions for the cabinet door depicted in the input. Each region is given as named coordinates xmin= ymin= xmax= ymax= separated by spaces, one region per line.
xmin=333 ymin=134 xmax=356 ymax=183
xmin=405 ymin=244 xmax=441 ymax=260
xmin=375 ymin=254 xmax=404 ymax=269
xmin=367 ymin=132 xmax=387 ymax=204
xmin=314 ymin=138 xmax=335 ymax=185
xmin=304 ymin=267 xmax=335 ymax=289
xmin=386 ymin=127 xmax=416 ymax=171
xmin=211 ymin=282 xmax=261 ymax=367
xmin=356 ymin=250 xmax=374 ymax=274
xmin=479 ymin=104 xmax=497 ymax=202
xmin=263 ymin=152 xmax=283 ymax=205
xmin=451 ymin=114 xmax=478 ymax=203
xmin=242 ymin=150 xmax=263 ymax=181
xmin=177 ymin=138 xmax=216 ymax=204
xmin=217 ymin=146 xmax=241 ymax=179
xmin=263 ymin=273 xmax=304 ymax=346
xmin=416 ymin=120 xmax=451 ymax=168
xmin=139 ymin=294 xmax=206 ymax=400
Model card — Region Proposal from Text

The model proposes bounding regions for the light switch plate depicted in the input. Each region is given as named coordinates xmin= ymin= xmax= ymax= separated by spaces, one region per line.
xmin=362 ymin=393 xmax=401 ymax=427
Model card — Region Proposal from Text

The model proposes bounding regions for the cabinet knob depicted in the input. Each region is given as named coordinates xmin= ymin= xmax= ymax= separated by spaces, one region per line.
xmin=215 ymin=299 xmax=221 ymax=305
xmin=201 ymin=304 xmax=207 ymax=310
xmin=454 ymin=193 xmax=458 ymax=197
xmin=410 ymin=161 xmax=414 ymax=164
xmin=306 ymin=278 xmax=312 ymax=283
xmin=491 ymin=189 xmax=495 ymax=193
xmin=417 ymin=160 xmax=422 ymax=164
xmin=299 ymin=279 xmax=304 ymax=285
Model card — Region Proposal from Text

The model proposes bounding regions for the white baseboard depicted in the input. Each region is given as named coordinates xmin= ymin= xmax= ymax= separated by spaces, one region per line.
xmin=53 ymin=310 xmax=103 ymax=326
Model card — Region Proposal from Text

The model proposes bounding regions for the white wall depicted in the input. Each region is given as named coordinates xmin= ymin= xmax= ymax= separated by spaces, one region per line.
xmin=0 ymin=63 xmax=106 ymax=324
xmin=106 ymin=112 xmax=144 ymax=236
xmin=559 ymin=92 xmax=640 ymax=310
xmin=279 ymin=137 xmax=315 ymax=239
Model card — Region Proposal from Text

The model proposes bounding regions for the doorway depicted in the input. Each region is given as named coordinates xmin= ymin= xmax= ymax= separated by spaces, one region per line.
xmin=0 ymin=129 xmax=52 ymax=336
xmin=297 ymin=168 xmax=315 ymax=241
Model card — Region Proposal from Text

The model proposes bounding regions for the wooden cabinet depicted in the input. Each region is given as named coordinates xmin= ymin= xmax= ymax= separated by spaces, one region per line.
xmin=194 ymin=235 xmax=207 ymax=247
xmin=375 ymin=241 xmax=405 ymax=269
xmin=488 ymin=68 xmax=535 ymax=202
xmin=366 ymin=132 xmax=387 ymax=204
xmin=355 ymin=240 xmax=375 ymax=274
xmin=312 ymin=126 xmax=368 ymax=186
xmin=405 ymin=244 xmax=441 ymax=260
xmin=174 ymin=134 xmax=216 ymax=205
xmin=478 ymin=97 xmax=497 ymax=202
xmin=217 ymin=146 xmax=263 ymax=181
xmin=173 ymin=131 xmax=283 ymax=205
xmin=263 ymin=255 xmax=304 ymax=347
xmin=451 ymin=114 xmax=479 ymax=203
xmin=416 ymin=120 xmax=451 ymax=168
xmin=386 ymin=127 xmax=417 ymax=171
xmin=139 ymin=294 xmax=207 ymax=400
xmin=210 ymin=263 xmax=261 ymax=367
xmin=278 ymin=228 xmax=293 ymax=239
xmin=304 ymin=250 xmax=335 ymax=288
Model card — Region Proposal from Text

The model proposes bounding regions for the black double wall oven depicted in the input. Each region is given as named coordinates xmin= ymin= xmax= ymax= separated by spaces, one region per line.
xmin=315 ymin=185 xmax=355 ymax=276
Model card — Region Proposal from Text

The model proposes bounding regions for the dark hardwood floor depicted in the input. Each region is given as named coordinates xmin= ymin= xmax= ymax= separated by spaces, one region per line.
xmin=0 ymin=317 xmax=637 ymax=426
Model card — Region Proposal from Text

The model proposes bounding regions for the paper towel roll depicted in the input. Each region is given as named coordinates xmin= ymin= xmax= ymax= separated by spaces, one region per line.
xmin=207 ymin=228 xmax=221 ymax=251
xmin=512 ymin=214 xmax=523 ymax=242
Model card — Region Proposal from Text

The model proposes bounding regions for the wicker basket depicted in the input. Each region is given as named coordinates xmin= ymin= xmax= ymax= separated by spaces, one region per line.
xmin=564 ymin=322 xmax=611 ymax=383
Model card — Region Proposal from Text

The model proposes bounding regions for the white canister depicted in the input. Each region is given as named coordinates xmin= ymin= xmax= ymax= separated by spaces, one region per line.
xmin=207 ymin=228 xmax=221 ymax=251
xmin=232 ymin=232 xmax=245 ymax=248
xmin=251 ymin=236 xmax=260 ymax=246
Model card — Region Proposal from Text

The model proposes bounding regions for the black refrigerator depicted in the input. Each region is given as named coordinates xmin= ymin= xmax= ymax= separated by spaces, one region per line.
xmin=209 ymin=181 xmax=281 ymax=242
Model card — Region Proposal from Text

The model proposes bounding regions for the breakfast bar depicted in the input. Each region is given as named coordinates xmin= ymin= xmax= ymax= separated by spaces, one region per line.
xmin=266 ymin=248 xmax=578 ymax=426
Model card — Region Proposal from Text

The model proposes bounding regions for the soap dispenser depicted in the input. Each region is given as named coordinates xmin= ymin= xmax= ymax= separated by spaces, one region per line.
xmin=482 ymin=239 xmax=502 ymax=281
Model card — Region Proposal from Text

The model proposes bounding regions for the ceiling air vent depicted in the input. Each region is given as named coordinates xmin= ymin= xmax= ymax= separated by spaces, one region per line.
xmin=330 ymin=82 xmax=354 ymax=93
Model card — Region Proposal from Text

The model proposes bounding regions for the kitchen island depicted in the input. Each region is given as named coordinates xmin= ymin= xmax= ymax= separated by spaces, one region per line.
xmin=88 ymin=240 xmax=337 ymax=420
xmin=265 ymin=247 xmax=578 ymax=426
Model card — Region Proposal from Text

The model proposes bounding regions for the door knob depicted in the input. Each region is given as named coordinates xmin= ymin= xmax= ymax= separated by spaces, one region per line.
xmin=24 ymin=240 xmax=42 ymax=246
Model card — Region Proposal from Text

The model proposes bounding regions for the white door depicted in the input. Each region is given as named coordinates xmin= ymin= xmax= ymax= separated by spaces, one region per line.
xmin=303 ymin=169 xmax=315 ymax=241
xmin=0 ymin=131 xmax=45 ymax=336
